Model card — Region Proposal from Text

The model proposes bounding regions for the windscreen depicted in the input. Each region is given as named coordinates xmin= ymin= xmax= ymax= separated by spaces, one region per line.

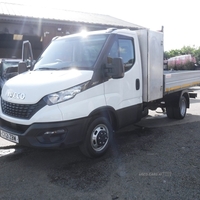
xmin=34 ymin=34 xmax=108 ymax=71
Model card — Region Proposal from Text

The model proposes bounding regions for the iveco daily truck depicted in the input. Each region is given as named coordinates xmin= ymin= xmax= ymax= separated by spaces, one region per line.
xmin=1 ymin=28 xmax=200 ymax=157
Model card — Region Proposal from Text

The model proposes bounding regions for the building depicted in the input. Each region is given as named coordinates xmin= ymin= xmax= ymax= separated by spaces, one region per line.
xmin=0 ymin=2 xmax=143 ymax=59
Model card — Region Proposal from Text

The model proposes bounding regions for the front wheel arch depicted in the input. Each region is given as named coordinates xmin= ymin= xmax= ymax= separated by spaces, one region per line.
xmin=88 ymin=106 xmax=118 ymax=130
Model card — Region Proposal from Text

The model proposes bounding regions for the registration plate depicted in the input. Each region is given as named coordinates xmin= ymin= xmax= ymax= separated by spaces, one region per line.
xmin=0 ymin=130 xmax=19 ymax=143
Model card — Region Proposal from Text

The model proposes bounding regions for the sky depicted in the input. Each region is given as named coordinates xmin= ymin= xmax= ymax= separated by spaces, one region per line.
xmin=3 ymin=0 xmax=200 ymax=51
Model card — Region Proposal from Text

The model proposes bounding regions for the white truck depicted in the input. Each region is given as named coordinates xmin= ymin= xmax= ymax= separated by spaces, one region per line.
xmin=1 ymin=28 xmax=200 ymax=158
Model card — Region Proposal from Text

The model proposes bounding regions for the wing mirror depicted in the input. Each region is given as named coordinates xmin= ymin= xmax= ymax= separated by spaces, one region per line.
xmin=105 ymin=57 xmax=124 ymax=79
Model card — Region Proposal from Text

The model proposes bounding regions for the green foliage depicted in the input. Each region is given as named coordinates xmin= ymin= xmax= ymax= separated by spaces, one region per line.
xmin=194 ymin=47 xmax=200 ymax=64
xmin=164 ymin=49 xmax=181 ymax=59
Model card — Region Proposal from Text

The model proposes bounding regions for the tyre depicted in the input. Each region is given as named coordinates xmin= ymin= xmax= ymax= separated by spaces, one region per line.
xmin=166 ymin=106 xmax=174 ymax=119
xmin=173 ymin=96 xmax=187 ymax=119
xmin=79 ymin=117 xmax=113 ymax=158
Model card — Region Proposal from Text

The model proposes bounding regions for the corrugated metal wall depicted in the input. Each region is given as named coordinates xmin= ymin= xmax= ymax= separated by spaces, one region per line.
xmin=0 ymin=21 xmax=102 ymax=59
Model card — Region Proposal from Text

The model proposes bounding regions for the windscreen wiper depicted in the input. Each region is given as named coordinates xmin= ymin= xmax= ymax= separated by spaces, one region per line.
xmin=34 ymin=67 xmax=58 ymax=71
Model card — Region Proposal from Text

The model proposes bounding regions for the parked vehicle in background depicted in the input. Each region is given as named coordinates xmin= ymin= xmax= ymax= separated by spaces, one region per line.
xmin=167 ymin=54 xmax=196 ymax=70
xmin=0 ymin=58 xmax=21 ymax=94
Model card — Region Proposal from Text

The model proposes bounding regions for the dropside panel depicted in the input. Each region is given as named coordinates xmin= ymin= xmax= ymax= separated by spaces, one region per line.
xmin=164 ymin=70 xmax=200 ymax=94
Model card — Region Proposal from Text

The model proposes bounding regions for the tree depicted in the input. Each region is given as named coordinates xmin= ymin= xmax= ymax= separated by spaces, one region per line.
xmin=194 ymin=47 xmax=200 ymax=64
xmin=164 ymin=49 xmax=181 ymax=59
xmin=181 ymin=46 xmax=195 ymax=56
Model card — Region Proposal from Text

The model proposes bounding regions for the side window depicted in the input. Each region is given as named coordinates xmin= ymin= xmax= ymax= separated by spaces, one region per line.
xmin=119 ymin=39 xmax=134 ymax=69
xmin=108 ymin=40 xmax=119 ymax=61
xmin=107 ymin=38 xmax=135 ymax=71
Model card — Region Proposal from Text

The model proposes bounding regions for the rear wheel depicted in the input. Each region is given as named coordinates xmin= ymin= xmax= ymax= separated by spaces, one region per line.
xmin=166 ymin=106 xmax=174 ymax=119
xmin=173 ymin=96 xmax=187 ymax=119
xmin=79 ymin=117 xmax=113 ymax=158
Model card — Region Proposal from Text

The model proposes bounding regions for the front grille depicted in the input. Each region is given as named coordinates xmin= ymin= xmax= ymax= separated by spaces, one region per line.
xmin=1 ymin=98 xmax=46 ymax=119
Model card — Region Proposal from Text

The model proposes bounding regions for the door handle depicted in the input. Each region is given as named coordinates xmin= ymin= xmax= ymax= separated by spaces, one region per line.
xmin=136 ymin=79 xmax=140 ymax=90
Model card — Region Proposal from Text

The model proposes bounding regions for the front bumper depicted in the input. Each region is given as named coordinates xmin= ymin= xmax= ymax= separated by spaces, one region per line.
xmin=0 ymin=117 xmax=89 ymax=148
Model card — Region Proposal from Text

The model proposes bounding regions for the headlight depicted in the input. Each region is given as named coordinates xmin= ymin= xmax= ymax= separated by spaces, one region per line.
xmin=44 ymin=81 xmax=89 ymax=105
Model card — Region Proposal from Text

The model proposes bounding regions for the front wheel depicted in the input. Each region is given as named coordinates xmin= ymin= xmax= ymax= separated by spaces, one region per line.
xmin=79 ymin=117 xmax=113 ymax=158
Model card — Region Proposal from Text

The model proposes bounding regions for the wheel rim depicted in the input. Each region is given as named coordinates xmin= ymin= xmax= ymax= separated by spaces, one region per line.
xmin=180 ymin=97 xmax=186 ymax=116
xmin=91 ymin=124 xmax=109 ymax=152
